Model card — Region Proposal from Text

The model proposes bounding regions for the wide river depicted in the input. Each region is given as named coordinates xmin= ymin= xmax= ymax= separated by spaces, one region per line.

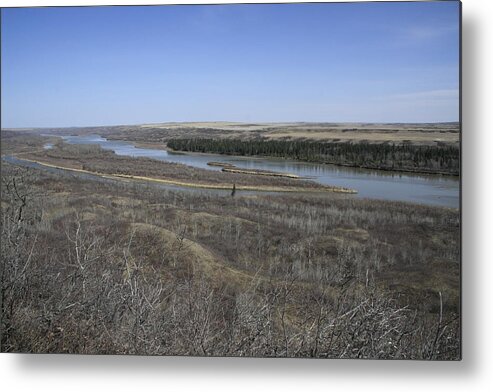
xmin=40 ymin=134 xmax=459 ymax=208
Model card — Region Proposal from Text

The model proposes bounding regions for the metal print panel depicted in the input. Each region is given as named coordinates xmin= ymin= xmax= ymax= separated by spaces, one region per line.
xmin=0 ymin=1 xmax=461 ymax=359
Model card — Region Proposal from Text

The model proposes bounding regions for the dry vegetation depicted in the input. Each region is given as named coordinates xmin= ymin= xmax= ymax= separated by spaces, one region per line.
xmin=5 ymin=121 xmax=459 ymax=147
xmin=16 ymin=142 xmax=355 ymax=193
xmin=0 ymin=130 xmax=56 ymax=155
xmin=127 ymin=122 xmax=460 ymax=146
xmin=0 ymin=155 xmax=460 ymax=358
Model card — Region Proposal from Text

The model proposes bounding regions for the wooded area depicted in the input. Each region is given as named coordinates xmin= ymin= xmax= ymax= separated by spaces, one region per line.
xmin=167 ymin=138 xmax=459 ymax=175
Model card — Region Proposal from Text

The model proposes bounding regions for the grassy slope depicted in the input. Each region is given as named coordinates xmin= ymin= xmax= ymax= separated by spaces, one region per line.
xmin=1 ymin=160 xmax=460 ymax=357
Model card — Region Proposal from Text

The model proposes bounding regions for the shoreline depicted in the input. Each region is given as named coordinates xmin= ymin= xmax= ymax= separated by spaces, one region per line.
xmin=8 ymin=156 xmax=357 ymax=194
xmin=41 ymin=134 xmax=459 ymax=177
xmin=163 ymin=144 xmax=460 ymax=178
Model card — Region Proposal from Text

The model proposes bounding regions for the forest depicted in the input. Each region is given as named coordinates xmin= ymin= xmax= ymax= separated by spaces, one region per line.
xmin=167 ymin=138 xmax=460 ymax=175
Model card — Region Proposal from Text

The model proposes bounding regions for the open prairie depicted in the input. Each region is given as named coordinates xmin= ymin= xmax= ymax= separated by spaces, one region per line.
xmin=4 ymin=121 xmax=459 ymax=146
xmin=136 ymin=121 xmax=460 ymax=145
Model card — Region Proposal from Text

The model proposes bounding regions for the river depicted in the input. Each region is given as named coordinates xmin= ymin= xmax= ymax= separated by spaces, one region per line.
xmin=38 ymin=134 xmax=459 ymax=208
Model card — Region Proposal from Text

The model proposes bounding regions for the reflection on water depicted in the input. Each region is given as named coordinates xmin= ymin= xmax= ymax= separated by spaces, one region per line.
xmin=47 ymin=134 xmax=459 ymax=208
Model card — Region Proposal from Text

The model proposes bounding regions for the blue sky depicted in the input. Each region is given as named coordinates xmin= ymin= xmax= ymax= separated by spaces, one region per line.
xmin=1 ymin=2 xmax=460 ymax=128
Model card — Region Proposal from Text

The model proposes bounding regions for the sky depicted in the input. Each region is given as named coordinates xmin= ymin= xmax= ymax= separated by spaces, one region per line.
xmin=1 ymin=1 xmax=460 ymax=128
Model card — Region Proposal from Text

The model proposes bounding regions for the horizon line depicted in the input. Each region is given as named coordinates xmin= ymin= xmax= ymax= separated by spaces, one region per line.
xmin=1 ymin=120 xmax=461 ymax=130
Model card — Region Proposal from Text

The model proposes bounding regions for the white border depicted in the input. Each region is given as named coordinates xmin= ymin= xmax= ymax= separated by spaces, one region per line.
xmin=1 ymin=1 xmax=492 ymax=391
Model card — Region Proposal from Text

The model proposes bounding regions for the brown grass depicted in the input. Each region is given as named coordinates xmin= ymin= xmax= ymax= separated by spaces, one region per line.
xmin=14 ymin=121 xmax=458 ymax=146
xmin=0 ymin=160 xmax=460 ymax=358
xmin=17 ymin=142 xmax=356 ymax=193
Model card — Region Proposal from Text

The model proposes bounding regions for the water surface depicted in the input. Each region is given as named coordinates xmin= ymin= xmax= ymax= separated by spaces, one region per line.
xmin=43 ymin=134 xmax=459 ymax=208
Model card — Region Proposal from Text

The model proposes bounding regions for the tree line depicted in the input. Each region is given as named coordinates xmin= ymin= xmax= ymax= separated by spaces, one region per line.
xmin=167 ymin=138 xmax=459 ymax=175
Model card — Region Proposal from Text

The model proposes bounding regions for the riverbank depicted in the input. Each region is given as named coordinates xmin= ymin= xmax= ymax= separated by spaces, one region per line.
xmin=1 ymin=132 xmax=459 ymax=207
xmin=12 ymin=155 xmax=357 ymax=194
xmin=140 ymin=141 xmax=460 ymax=177
xmin=221 ymin=167 xmax=300 ymax=179
xmin=167 ymin=138 xmax=460 ymax=177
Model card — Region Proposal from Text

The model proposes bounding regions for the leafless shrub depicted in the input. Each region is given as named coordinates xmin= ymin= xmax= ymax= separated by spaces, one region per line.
xmin=0 ymin=162 xmax=460 ymax=358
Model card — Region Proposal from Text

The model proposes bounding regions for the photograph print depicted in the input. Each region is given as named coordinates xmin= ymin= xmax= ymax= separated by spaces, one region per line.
xmin=0 ymin=0 xmax=461 ymax=359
